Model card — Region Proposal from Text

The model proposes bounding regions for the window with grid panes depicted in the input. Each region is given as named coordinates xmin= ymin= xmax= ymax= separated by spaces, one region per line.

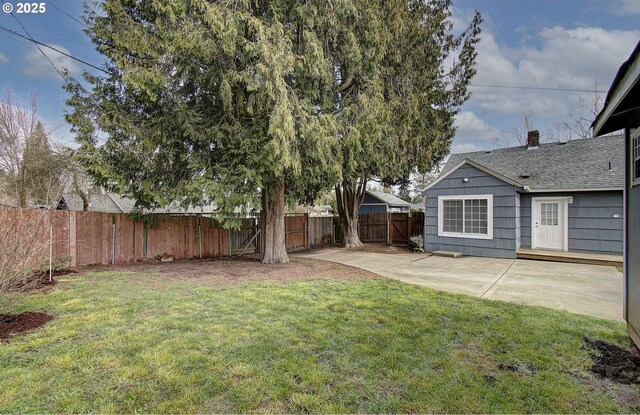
xmin=440 ymin=196 xmax=491 ymax=237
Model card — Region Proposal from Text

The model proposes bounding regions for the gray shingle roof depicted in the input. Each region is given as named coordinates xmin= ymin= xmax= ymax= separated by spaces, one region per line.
xmin=366 ymin=190 xmax=411 ymax=206
xmin=60 ymin=192 xmax=125 ymax=213
xmin=440 ymin=135 xmax=624 ymax=191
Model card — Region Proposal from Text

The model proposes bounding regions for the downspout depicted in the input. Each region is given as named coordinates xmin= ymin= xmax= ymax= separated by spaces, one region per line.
xmin=624 ymin=127 xmax=630 ymax=321
xmin=423 ymin=191 xmax=427 ymax=251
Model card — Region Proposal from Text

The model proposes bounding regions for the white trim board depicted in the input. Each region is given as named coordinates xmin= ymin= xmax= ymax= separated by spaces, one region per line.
xmin=424 ymin=159 xmax=523 ymax=192
xmin=437 ymin=194 xmax=494 ymax=240
xmin=531 ymin=196 xmax=569 ymax=252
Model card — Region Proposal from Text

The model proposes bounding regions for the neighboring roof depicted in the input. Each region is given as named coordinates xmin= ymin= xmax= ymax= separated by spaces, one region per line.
xmin=60 ymin=192 xmax=126 ymax=213
xmin=434 ymin=135 xmax=624 ymax=192
xmin=365 ymin=190 xmax=411 ymax=206
xmin=59 ymin=192 xmax=220 ymax=214
xmin=593 ymin=40 xmax=640 ymax=136
xmin=151 ymin=202 xmax=218 ymax=215
xmin=311 ymin=205 xmax=333 ymax=212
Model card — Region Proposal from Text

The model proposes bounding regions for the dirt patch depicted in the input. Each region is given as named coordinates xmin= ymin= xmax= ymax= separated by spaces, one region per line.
xmin=0 ymin=312 xmax=54 ymax=339
xmin=498 ymin=363 xmax=537 ymax=376
xmin=13 ymin=269 xmax=76 ymax=292
xmin=84 ymin=256 xmax=383 ymax=287
xmin=152 ymin=256 xmax=382 ymax=285
xmin=585 ymin=338 xmax=640 ymax=384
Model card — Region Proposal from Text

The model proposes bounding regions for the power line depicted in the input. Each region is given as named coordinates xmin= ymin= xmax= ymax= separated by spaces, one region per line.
xmin=0 ymin=20 xmax=606 ymax=95
xmin=47 ymin=1 xmax=89 ymax=28
xmin=0 ymin=24 xmax=106 ymax=73
xmin=0 ymin=0 xmax=68 ymax=83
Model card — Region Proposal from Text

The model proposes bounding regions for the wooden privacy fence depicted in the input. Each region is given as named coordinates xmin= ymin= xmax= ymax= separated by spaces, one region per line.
xmin=308 ymin=216 xmax=334 ymax=246
xmin=1 ymin=207 xmax=424 ymax=268
xmin=1 ymin=208 xmax=322 ymax=267
xmin=355 ymin=212 xmax=423 ymax=245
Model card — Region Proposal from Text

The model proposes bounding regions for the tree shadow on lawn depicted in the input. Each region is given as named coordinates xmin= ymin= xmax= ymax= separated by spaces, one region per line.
xmin=84 ymin=256 xmax=383 ymax=287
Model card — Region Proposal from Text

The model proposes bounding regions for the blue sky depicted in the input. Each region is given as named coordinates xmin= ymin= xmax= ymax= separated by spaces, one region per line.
xmin=0 ymin=1 xmax=639 ymax=151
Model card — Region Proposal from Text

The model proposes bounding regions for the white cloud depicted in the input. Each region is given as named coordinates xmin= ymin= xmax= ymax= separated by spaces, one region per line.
xmin=470 ymin=26 xmax=639 ymax=116
xmin=450 ymin=111 xmax=500 ymax=154
xmin=22 ymin=44 xmax=81 ymax=79
xmin=455 ymin=111 xmax=500 ymax=143
xmin=451 ymin=142 xmax=483 ymax=154
xmin=613 ymin=0 xmax=640 ymax=14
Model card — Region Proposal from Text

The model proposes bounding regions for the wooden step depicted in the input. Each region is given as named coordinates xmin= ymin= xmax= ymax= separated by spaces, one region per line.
xmin=516 ymin=248 xmax=622 ymax=266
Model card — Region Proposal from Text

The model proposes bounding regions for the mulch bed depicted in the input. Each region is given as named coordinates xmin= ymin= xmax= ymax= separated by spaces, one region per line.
xmin=0 ymin=312 xmax=54 ymax=339
xmin=585 ymin=338 xmax=640 ymax=384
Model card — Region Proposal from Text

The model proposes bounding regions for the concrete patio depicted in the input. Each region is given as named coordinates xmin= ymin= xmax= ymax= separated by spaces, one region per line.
xmin=292 ymin=248 xmax=623 ymax=321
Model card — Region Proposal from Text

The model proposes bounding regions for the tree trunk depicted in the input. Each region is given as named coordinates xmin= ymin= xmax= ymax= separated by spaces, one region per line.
xmin=79 ymin=191 xmax=89 ymax=211
xmin=335 ymin=178 xmax=367 ymax=248
xmin=260 ymin=177 xmax=289 ymax=264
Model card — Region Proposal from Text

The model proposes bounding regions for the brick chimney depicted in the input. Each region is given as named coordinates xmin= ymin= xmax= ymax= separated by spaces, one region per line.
xmin=527 ymin=130 xmax=540 ymax=149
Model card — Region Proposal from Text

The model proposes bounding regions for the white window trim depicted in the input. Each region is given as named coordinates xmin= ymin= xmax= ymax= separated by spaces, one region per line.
xmin=531 ymin=196 xmax=569 ymax=252
xmin=633 ymin=128 xmax=640 ymax=187
xmin=437 ymin=194 xmax=494 ymax=240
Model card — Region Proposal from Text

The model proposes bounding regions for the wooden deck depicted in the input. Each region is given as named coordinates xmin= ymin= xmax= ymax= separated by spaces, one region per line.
xmin=516 ymin=248 xmax=622 ymax=267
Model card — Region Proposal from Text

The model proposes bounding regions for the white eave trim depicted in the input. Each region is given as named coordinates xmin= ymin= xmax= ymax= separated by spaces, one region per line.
xmin=364 ymin=191 xmax=411 ymax=207
xmin=423 ymin=159 xmax=524 ymax=192
xmin=523 ymin=187 xmax=623 ymax=193
xmin=593 ymin=49 xmax=640 ymax=136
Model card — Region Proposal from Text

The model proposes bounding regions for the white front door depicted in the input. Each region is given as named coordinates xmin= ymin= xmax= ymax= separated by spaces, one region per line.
xmin=533 ymin=199 xmax=565 ymax=250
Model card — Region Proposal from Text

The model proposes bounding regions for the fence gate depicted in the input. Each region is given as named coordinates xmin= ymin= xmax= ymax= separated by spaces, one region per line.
xmin=389 ymin=213 xmax=410 ymax=245
xmin=358 ymin=213 xmax=388 ymax=243
xmin=285 ymin=213 xmax=308 ymax=251
xmin=229 ymin=217 xmax=259 ymax=255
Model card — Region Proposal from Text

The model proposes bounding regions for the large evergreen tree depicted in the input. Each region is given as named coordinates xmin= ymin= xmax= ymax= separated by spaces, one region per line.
xmin=66 ymin=0 xmax=340 ymax=263
xmin=322 ymin=0 xmax=482 ymax=247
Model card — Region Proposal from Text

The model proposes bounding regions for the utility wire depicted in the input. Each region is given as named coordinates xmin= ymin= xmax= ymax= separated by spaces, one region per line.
xmin=0 ymin=0 xmax=68 ymax=83
xmin=48 ymin=0 xmax=89 ymax=28
xmin=0 ymin=24 xmax=106 ymax=73
xmin=0 ymin=21 xmax=605 ymax=94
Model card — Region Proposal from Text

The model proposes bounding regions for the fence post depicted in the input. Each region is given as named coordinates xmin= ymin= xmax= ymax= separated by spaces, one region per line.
xmin=69 ymin=211 xmax=77 ymax=268
xmin=305 ymin=213 xmax=309 ymax=249
xmin=228 ymin=228 xmax=232 ymax=256
xmin=111 ymin=215 xmax=116 ymax=265
xmin=198 ymin=216 xmax=203 ymax=259
xmin=143 ymin=224 xmax=148 ymax=258
xmin=48 ymin=211 xmax=53 ymax=282
xmin=386 ymin=211 xmax=390 ymax=245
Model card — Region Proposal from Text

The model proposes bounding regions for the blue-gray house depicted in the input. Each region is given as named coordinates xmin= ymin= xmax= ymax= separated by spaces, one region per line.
xmin=592 ymin=41 xmax=640 ymax=347
xmin=424 ymin=132 xmax=624 ymax=259
xmin=359 ymin=190 xmax=411 ymax=214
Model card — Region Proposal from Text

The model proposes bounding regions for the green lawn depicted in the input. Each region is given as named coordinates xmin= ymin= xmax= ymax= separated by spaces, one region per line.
xmin=0 ymin=258 xmax=637 ymax=413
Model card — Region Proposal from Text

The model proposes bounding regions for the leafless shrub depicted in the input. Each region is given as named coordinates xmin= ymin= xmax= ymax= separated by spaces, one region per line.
xmin=0 ymin=90 xmax=66 ymax=208
xmin=0 ymin=207 xmax=53 ymax=312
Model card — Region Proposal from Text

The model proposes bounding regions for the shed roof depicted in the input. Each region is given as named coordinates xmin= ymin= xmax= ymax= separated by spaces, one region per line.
xmin=365 ymin=190 xmax=411 ymax=206
xmin=60 ymin=192 xmax=125 ymax=213
xmin=438 ymin=135 xmax=624 ymax=192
